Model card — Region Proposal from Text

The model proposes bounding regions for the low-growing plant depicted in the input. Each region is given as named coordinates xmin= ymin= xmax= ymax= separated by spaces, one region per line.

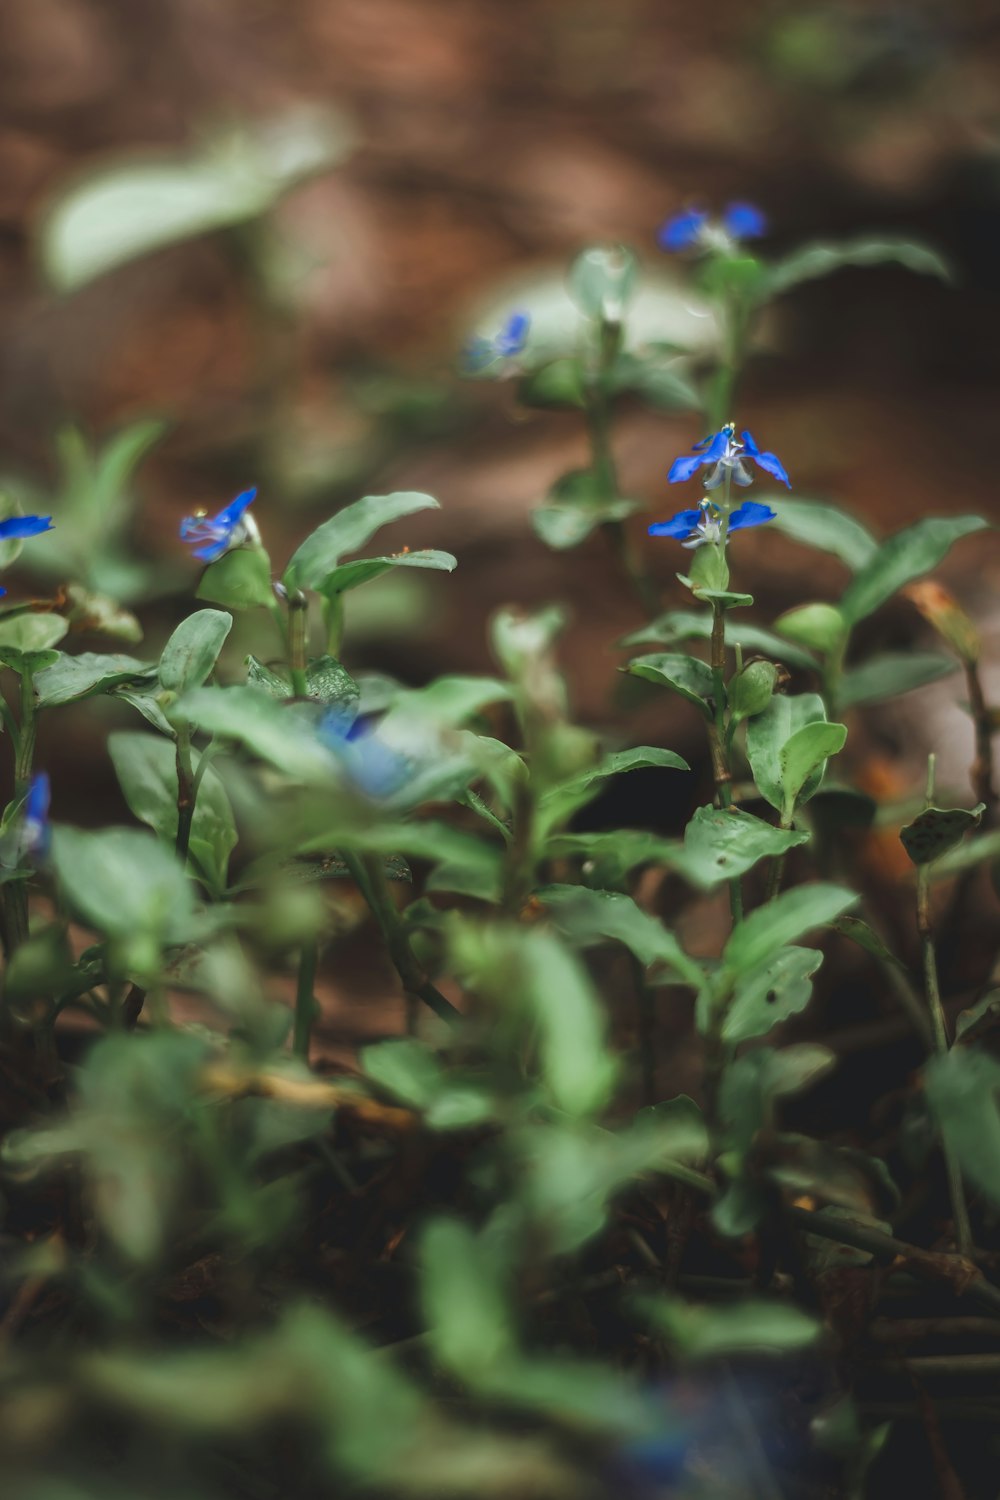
xmin=1 ymin=202 xmax=998 ymax=1499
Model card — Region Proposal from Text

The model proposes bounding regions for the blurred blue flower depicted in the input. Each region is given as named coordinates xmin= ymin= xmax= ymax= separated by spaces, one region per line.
xmin=462 ymin=311 xmax=531 ymax=373
xmin=0 ymin=513 xmax=54 ymax=596
xmin=180 ymin=488 xmax=257 ymax=563
xmin=657 ymin=201 xmax=767 ymax=253
xmin=667 ymin=424 xmax=790 ymax=490
xmin=649 ymin=498 xmax=775 ymax=548
xmin=317 ymin=710 xmax=411 ymax=801
xmin=22 ymin=772 xmax=51 ymax=860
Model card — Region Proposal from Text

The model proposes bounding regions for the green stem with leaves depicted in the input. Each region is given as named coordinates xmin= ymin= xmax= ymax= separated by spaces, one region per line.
xmin=343 ymin=850 xmax=460 ymax=1026
xmin=917 ymin=754 xmax=973 ymax=1258
xmin=286 ymin=589 xmax=309 ymax=698
xmin=174 ymin=723 xmax=196 ymax=865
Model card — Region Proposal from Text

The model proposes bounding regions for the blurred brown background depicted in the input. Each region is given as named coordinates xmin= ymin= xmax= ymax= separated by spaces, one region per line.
xmin=4 ymin=0 xmax=1000 ymax=766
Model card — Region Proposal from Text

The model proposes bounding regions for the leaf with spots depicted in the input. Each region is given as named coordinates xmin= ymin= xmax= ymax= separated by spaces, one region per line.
xmin=900 ymin=803 xmax=985 ymax=866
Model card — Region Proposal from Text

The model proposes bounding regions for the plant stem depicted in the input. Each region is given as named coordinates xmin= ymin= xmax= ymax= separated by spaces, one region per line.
xmin=708 ymin=600 xmax=743 ymax=925
xmin=918 ymin=754 xmax=973 ymax=1259
xmin=342 ymin=850 xmax=460 ymax=1026
xmin=287 ymin=589 xmax=309 ymax=698
xmin=292 ymin=939 xmax=319 ymax=1060
xmin=4 ymin=669 xmax=36 ymax=952
xmin=174 ymin=723 xmax=196 ymax=864
xmin=964 ymin=657 xmax=996 ymax=819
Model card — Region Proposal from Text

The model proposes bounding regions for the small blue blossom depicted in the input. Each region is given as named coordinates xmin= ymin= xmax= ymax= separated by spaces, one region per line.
xmin=317 ymin=711 xmax=411 ymax=801
xmin=667 ymin=424 xmax=790 ymax=490
xmin=21 ymin=772 xmax=51 ymax=860
xmin=462 ymin=311 xmax=530 ymax=373
xmin=649 ymin=498 xmax=776 ymax=548
xmin=657 ymin=201 xmax=767 ymax=254
xmin=180 ymin=488 xmax=257 ymax=563
xmin=0 ymin=514 xmax=54 ymax=597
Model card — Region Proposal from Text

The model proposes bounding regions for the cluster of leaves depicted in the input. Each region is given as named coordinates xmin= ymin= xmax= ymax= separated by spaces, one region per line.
xmin=1 ymin=207 xmax=999 ymax=1500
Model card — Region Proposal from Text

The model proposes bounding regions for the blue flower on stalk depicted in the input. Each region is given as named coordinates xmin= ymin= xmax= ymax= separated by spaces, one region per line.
xmin=317 ymin=710 xmax=411 ymax=801
xmin=180 ymin=488 xmax=257 ymax=563
xmin=21 ymin=773 xmax=51 ymax=860
xmin=668 ymin=424 xmax=790 ymax=490
xmin=649 ymin=498 xmax=775 ymax=548
xmin=0 ymin=514 xmax=54 ymax=596
xmin=462 ymin=311 xmax=531 ymax=373
xmin=657 ymin=202 xmax=767 ymax=253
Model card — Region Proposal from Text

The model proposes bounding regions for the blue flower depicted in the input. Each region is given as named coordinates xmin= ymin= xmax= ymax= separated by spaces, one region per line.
xmin=462 ymin=311 xmax=530 ymax=373
xmin=667 ymin=424 xmax=790 ymax=490
xmin=649 ymin=498 xmax=775 ymax=548
xmin=0 ymin=515 xmax=54 ymax=540
xmin=180 ymin=488 xmax=257 ymax=563
xmin=0 ymin=514 xmax=54 ymax=596
xmin=317 ymin=711 xmax=411 ymax=801
xmin=21 ymin=772 xmax=50 ymax=860
xmin=657 ymin=201 xmax=767 ymax=254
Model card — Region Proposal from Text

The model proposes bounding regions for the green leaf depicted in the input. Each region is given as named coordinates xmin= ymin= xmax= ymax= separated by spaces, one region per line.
xmin=568 ymin=244 xmax=637 ymax=320
xmin=833 ymin=916 xmax=907 ymax=972
xmin=319 ymin=548 xmax=456 ymax=597
xmin=780 ymin=720 xmax=847 ymax=814
xmin=621 ymin=610 xmax=818 ymax=671
xmin=609 ymin=352 xmax=699 ymax=410
xmin=838 ymin=651 xmax=957 ymax=709
xmin=245 ymin=654 xmax=292 ymax=697
xmin=196 ymin=547 xmax=274 ymax=610
xmin=545 ymin=829 xmax=679 ymax=887
xmin=34 ymin=651 xmax=155 ymax=707
xmin=41 ymin=110 xmax=354 ymax=291
xmin=304 ymin=656 xmax=360 ymax=716
xmin=718 ymin=1045 xmax=837 ymax=1158
xmin=624 ymin=652 xmax=715 ymax=715
xmin=723 ymin=947 xmax=824 ymax=1045
xmin=925 ymin=1048 xmax=1000 ymax=1207
xmin=900 ymin=803 xmax=985 ymax=866
xmin=930 ymin=827 xmax=1000 ymax=880
xmin=158 ymin=608 xmax=233 ymax=694
xmin=839 ymin=516 xmax=990 ymax=627
xmin=518 ymin=358 xmax=586 ymax=408
xmin=359 ymin=1038 xmax=444 ymax=1109
xmin=50 ymin=826 xmax=195 ymax=962
xmin=532 ymin=498 xmax=640 ymax=551
xmin=774 ymin=602 xmax=847 ymax=655
xmin=538 ymin=884 xmax=704 ymax=990
xmin=638 ymin=1293 xmax=823 ymax=1361
xmin=176 ymin=686 xmax=336 ymax=780
xmin=449 ymin=923 xmax=617 ymax=1117
xmin=108 ymin=731 xmax=237 ymax=895
xmin=113 ymin=682 xmax=175 ymax=736
xmin=283 ymin=492 xmax=439 ymax=591
xmin=955 ymin=991 xmax=1000 ymax=1044
xmin=764 ymin=498 xmax=878 ymax=571
xmin=678 ymin=805 xmax=809 ymax=890
xmin=723 ymin=884 xmax=857 ymax=977
xmin=760 ymin=236 xmax=951 ymax=303
xmin=538 ymin=745 xmax=689 ymax=836
xmin=0 ymin=614 xmax=69 ymax=655
xmin=419 ymin=1218 xmax=514 ymax=1381
xmin=745 ymin=692 xmax=827 ymax=812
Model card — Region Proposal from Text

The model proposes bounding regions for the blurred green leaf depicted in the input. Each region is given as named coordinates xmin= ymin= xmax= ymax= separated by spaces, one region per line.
xmin=109 ymin=730 xmax=237 ymax=895
xmin=839 ymin=516 xmax=989 ymax=627
xmin=177 ymin=686 xmax=335 ymax=780
xmin=925 ymin=1048 xmax=1000 ymax=1207
xmin=359 ymin=1038 xmax=444 ymax=1109
xmin=420 ymin=1218 xmax=515 ymax=1380
xmin=42 ymin=109 xmax=355 ymax=291
xmin=774 ymin=602 xmax=847 ymax=655
xmin=0 ymin=614 xmax=68 ymax=654
xmin=538 ymin=745 xmax=689 ymax=837
xmin=638 ymin=1293 xmax=822 ymax=1360
xmin=533 ymin=498 xmax=640 ymax=550
xmin=320 ymin=548 xmax=456 ymax=596
xmin=538 ymin=884 xmax=704 ymax=990
xmin=622 ymin=609 xmax=818 ymax=671
xmin=839 ymin=651 xmax=957 ymax=708
xmin=568 ymin=245 xmax=637 ymax=320
xmin=50 ymin=825 xmax=196 ymax=967
xmin=679 ymin=805 xmax=809 ymax=890
xmin=764 ymin=497 xmax=878 ymax=571
xmin=760 ymin=236 xmax=951 ymax=302
xmin=518 ymin=358 xmax=586 ymax=408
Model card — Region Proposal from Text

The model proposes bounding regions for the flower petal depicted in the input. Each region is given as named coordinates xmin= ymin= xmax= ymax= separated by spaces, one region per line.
xmin=752 ymin=450 xmax=791 ymax=487
xmin=648 ymin=509 xmax=703 ymax=538
xmin=495 ymin=311 xmax=530 ymax=356
xmin=740 ymin=429 xmax=760 ymax=457
xmin=0 ymin=515 xmax=54 ymax=539
xmin=216 ymin=487 xmax=257 ymax=527
xmin=722 ymin=202 xmax=767 ymax=240
xmin=667 ymin=452 xmax=708 ymax=484
xmin=728 ymin=501 xmax=776 ymax=532
xmin=656 ymin=208 xmax=707 ymax=252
